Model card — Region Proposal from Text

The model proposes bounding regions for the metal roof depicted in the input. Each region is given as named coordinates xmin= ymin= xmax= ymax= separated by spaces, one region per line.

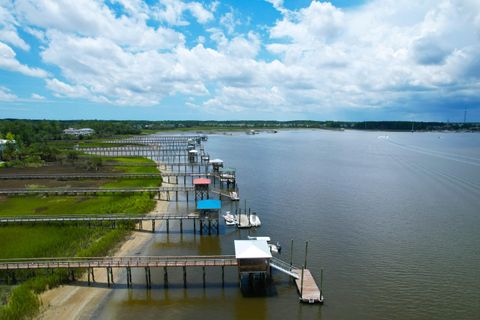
xmin=193 ymin=178 xmax=211 ymax=185
xmin=209 ymin=159 xmax=223 ymax=164
xmin=219 ymin=167 xmax=236 ymax=172
xmin=234 ymin=240 xmax=272 ymax=259
xmin=196 ymin=199 xmax=221 ymax=210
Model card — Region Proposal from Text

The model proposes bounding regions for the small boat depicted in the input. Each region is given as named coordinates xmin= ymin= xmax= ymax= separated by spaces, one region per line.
xmin=249 ymin=213 xmax=261 ymax=227
xmin=229 ymin=191 xmax=240 ymax=201
xmin=248 ymin=236 xmax=281 ymax=254
xmin=269 ymin=242 xmax=282 ymax=254
xmin=222 ymin=211 xmax=237 ymax=226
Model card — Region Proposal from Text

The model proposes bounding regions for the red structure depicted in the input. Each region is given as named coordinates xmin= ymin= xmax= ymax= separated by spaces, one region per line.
xmin=193 ymin=178 xmax=211 ymax=200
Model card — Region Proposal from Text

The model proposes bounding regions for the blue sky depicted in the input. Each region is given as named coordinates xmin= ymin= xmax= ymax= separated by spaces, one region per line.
xmin=0 ymin=0 xmax=479 ymax=121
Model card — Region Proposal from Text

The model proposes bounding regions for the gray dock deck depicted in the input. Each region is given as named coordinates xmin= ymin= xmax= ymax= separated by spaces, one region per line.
xmin=293 ymin=268 xmax=324 ymax=304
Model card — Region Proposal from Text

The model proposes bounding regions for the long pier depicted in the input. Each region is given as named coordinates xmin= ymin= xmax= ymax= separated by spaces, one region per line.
xmin=0 ymin=255 xmax=234 ymax=288
xmin=0 ymin=173 xmax=164 ymax=180
xmin=0 ymin=186 xmax=194 ymax=200
xmin=0 ymin=213 xmax=205 ymax=233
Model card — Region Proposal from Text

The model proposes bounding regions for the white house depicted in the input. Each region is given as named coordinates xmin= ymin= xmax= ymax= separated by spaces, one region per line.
xmin=63 ymin=128 xmax=95 ymax=136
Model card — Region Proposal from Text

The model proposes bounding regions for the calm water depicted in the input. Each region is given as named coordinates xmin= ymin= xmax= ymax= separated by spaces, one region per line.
xmin=95 ymin=130 xmax=480 ymax=320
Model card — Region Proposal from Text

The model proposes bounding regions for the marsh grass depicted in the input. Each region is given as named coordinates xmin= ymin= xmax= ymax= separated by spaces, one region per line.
xmin=0 ymin=156 xmax=159 ymax=319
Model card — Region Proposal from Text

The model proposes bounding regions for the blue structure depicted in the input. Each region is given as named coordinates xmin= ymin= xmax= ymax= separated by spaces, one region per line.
xmin=196 ymin=200 xmax=221 ymax=235
xmin=197 ymin=200 xmax=221 ymax=210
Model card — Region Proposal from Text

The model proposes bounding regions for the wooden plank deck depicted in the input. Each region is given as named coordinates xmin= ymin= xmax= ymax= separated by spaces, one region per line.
xmin=0 ymin=186 xmax=194 ymax=196
xmin=0 ymin=213 xmax=200 ymax=224
xmin=0 ymin=255 xmax=237 ymax=270
xmin=293 ymin=268 xmax=324 ymax=304
xmin=0 ymin=173 xmax=164 ymax=180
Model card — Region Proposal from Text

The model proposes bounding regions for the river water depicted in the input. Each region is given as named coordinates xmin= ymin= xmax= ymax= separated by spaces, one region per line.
xmin=95 ymin=130 xmax=480 ymax=320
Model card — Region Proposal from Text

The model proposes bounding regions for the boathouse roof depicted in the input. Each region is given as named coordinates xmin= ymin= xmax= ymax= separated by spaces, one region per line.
xmin=219 ymin=167 xmax=235 ymax=172
xmin=193 ymin=178 xmax=211 ymax=185
xmin=188 ymin=150 xmax=198 ymax=153
xmin=196 ymin=199 xmax=221 ymax=210
xmin=209 ymin=159 xmax=223 ymax=164
xmin=234 ymin=240 xmax=272 ymax=259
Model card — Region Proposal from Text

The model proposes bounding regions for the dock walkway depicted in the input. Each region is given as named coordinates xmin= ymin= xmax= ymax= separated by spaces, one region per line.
xmin=293 ymin=268 xmax=324 ymax=304
xmin=0 ymin=255 xmax=237 ymax=270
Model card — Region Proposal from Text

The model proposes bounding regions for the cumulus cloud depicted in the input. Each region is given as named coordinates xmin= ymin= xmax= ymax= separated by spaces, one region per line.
xmin=31 ymin=93 xmax=45 ymax=100
xmin=1 ymin=0 xmax=479 ymax=116
xmin=152 ymin=0 xmax=214 ymax=26
xmin=0 ymin=41 xmax=48 ymax=77
xmin=0 ymin=3 xmax=29 ymax=50
xmin=0 ymin=86 xmax=17 ymax=101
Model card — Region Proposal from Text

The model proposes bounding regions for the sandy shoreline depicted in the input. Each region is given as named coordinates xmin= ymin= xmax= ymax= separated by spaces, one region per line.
xmin=36 ymin=200 xmax=169 ymax=320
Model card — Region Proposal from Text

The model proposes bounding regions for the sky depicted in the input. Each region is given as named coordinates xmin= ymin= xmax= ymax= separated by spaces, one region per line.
xmin=0 ymin=0 xmax=479 ymax=121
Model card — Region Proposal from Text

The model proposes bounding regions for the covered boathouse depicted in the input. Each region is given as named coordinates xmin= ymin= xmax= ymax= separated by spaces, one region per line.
xmin=197 ymin=199 xmax=221 ymax=235
xmin=193 ymin=178 xmax=211 ymax=200
xmin=234 ymin=239 xmax=272 ymax=286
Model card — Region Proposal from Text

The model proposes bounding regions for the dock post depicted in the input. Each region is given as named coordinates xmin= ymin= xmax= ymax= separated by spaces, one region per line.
xmin=176 ymin=191 xmax=178 ymax=202
xmin=107 ymin=268 xmax=111 ymax=287
xmin=202 ymin=266 xmax=206 ymax=288
xmin=200 ymin=220 xmax=203 ymax=235
xmin=193 ymin=218 xmax=196 ymax=234
xmin=163 ymin=267 xmax=168 ymax=288
xmin=183 ymin=266 xmax=187 ymax=288
xmin=145 ymin=267 xmax=151 ymax=289
xmin=290 ymin=239 xmax=294 ymax=266
xmin=91 ymin=268 xmax=95 ymax=282
xmin=208 ymin=220 xmax=211 ymax=235
xmin=166 ymin=219 xmax=169 ymax=233
xmin=186 ymin=191 xmax=189 ymax=202
xmin=152 ymin=220 xmax=155 ymax=233
xmin=126 ymin=267 xmax=131 ymax=288
xmin=320 ymin=268 xmax=324 ymax=297
xmin=300 ymin=266 xmax=305 ymax=298
xmin=222 ymin=266 xmax=225 ymax=287
xmin=304 ymin=241 xmax=309 ymax=269
xmin=70 ymin=269 xmax=75 ymax=281
xmin=88 ymin=268 xmax=91 ymax=286
xmin=180 ymin=219 xmax=183 ymax=233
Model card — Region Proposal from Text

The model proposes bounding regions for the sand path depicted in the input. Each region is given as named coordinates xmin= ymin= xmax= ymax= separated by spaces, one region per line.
xmin=36 ymin=200 xmax=168 ymax=320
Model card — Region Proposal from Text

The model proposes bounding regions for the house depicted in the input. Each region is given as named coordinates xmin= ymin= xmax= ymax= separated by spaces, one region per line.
xmin=63 ymin=128 xmax=95 ymax=136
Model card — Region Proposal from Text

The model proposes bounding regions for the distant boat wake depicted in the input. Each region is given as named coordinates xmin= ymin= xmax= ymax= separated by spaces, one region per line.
xmin=385 ymin=139 xmax=480 ymax=167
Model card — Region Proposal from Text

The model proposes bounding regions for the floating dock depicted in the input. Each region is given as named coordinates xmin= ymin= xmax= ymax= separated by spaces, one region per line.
xmin=293 ymin=268 xmax=324 ymax=304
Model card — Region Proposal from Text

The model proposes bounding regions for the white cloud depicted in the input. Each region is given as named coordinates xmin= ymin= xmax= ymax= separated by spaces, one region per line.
xmin=152 ymin=0 xmax=213 ymax=26
xmin=0 ymin=86 xmax=17 ymax=101
xmin=0 ymin=3 xmax=30 ymax=50
xmin=14 ymin=0 xmax=184 ymax=50
xmin=31 ymin=93 xmax=45 ymax=100
xmin=1 ymin=0 xmax=479 ymax=116
xmin=220 ymin=11 xmax=240 ymax=34
xmin=0 ymin=41 xmax=48 ymax=77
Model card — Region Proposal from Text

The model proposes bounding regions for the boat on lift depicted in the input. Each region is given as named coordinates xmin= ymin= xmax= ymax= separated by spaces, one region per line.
xmin=229 ymin=191 xmax=240 ymax=201
xmin=247 ymin=236 xmax=281 ymax=254
xmin=249 ymin=212 xmax=261 ymax=227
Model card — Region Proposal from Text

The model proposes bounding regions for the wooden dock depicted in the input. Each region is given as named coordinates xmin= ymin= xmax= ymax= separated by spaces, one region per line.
xmin=0 ymin=173 xmax=164 ymax=180
xmin=0 ymin=255 xmax=235 ymax=288
xmin=0 ymin=255 xmax=237 ymax=270
xmin=293 ymin=268 xmax=324 ymax=304
xmin=0 ymin=186 xmax=194 ymax=201
xmin=0 ymin=213 xmax=203 ymax=233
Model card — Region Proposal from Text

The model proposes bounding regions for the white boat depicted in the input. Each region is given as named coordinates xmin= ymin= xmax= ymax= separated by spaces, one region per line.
xmin=249 ymin=213 xmax=261 ymax=227
xmin=222 ymin=211 xmax=237 ymax=226
xmin=248 ymin=236 xmax=281 ymax=254
xmin=229 ymin=191 xmax=240 ymax=201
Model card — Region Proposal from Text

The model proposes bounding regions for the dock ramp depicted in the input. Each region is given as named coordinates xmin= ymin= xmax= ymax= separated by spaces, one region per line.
xmin=270 ymin=257 xmax=299 ymax=279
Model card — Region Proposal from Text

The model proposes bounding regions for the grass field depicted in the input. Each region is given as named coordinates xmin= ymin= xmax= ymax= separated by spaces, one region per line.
xmin=0 ymin=155 xmax=160 ymax=319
